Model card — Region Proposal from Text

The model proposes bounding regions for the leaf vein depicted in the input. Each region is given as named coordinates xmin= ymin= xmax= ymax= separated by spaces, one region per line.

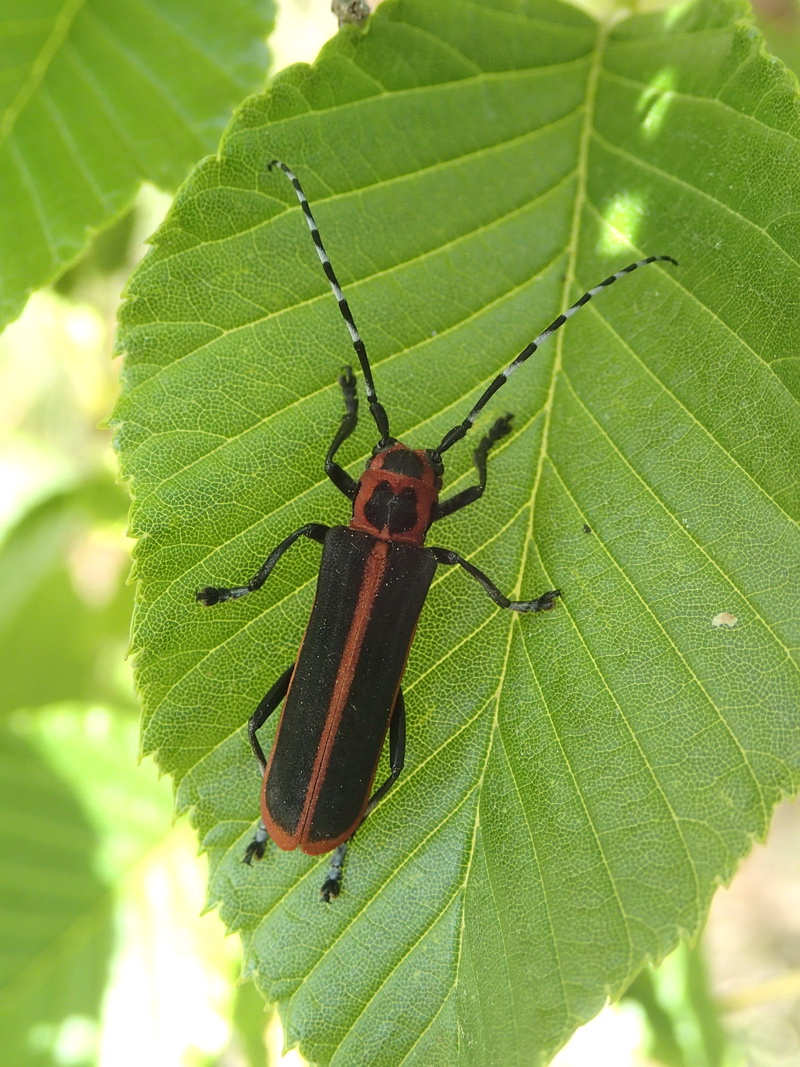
xmin=591 ymin=127 xmax=799 ymax=266
xmin=0 ymin=0 xmax=84 ymax=146
xmin=549 ymin=403 xmax=772 ymax=833
xmin=560 ymin=367 xmax=798 ymax=677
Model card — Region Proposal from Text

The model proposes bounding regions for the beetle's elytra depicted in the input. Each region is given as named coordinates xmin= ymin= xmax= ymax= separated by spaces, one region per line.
xmin=197 ymin=161 xmax=677 ymax=900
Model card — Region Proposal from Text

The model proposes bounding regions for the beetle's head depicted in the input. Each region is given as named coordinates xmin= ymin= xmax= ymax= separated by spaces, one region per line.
xmin=350 ymin=442 xmax=442 ymax=545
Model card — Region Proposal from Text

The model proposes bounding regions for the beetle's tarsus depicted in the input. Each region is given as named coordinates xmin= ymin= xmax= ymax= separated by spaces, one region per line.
xmin=243 ymin=823 xmax=269 ymax=864
xmin=197 ymin=586 xmax=227 ymax=606
xmin=507 ymin=589 xmax=561 ymax=613
xmin=531 ymin=589 xmax=561 ymax=612
xmin=243 ymin=840 xmax=265 ymax=865
xmin=320 ymin=878 xmax=341 ymax=903
xmin=197 ymin=585 xmax=250 ymax=605
xmin=339 ymin=365 xmax=356 ymax=391
xmin=489 ymin=413 xmax=514 ymax=441
xmin=319 ymin=841 xmax=347 ymax=901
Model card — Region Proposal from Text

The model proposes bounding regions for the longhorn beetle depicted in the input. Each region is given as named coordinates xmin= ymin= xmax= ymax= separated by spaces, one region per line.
xmin=197 ymin=161 xmax=677 ymax=901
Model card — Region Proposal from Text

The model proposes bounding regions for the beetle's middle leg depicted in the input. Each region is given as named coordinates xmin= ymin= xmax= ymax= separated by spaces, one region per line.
xmin=431 ymin=547 xmax=561 ymax=614
xmin=242 ymin=664 xmax=294 ymax=864
xmin=196 ymin=523 xmax=329 ymax=606
xmin=320 ymin=689 xmax=407 ymax=902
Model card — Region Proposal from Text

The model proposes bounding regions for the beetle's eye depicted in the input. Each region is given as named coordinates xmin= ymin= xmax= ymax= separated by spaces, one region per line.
xmin=371 ymin=438 xmax=398 ymax=457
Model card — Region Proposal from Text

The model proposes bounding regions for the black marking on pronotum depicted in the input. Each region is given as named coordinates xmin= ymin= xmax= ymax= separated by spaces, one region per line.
xmin=363 ymin=482 xmax=419 ymax=535
xmin=197 ymin=161 xmax=677 ymax=900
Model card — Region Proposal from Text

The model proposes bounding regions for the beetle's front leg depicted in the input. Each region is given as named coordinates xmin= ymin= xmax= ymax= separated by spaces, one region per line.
xmin=431 ymin=547 xmax=561 ymax=613
xmin=197 ymin=523 xmax=329 ymax=605
xmin=325 ymin=366 xmax=360 ymax=500
xmin=435 ymin=413 xmax=513 ymax=520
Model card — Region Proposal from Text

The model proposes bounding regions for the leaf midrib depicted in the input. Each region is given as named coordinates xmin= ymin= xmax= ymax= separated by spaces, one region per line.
xmin=451 ymin=13 xmax=615 ymax=1060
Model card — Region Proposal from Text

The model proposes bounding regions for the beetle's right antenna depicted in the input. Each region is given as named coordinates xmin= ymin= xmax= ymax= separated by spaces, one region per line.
xmin=433 ymin=254 xmax=678 ymax=457
xmin=269 ymin=161 xmax=392 ymax=447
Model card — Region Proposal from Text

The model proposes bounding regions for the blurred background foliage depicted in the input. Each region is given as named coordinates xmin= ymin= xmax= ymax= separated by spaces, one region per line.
xmin=0 ymin=0 xmax=798 ymax=1065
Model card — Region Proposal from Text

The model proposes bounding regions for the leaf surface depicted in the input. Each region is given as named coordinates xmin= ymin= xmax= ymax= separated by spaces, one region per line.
xmin=0 ymin=478 xmax=133 ymax=714
xmin=0 ymin=706 xmax=174 ymax=1066
xmin=0 ymin=0 xmax=273 ymax=328
xmin=115 ymin=0 xmax=800 ymax=1062
xmin=0 ymin=722 xmax=113 ymax=1066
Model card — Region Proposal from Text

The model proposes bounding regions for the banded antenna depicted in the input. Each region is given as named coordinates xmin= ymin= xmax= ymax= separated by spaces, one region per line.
xmin=433 ymin=254 xmax=677 ymax=457
xmin=269 ymin=161 xmax=392 ymax=446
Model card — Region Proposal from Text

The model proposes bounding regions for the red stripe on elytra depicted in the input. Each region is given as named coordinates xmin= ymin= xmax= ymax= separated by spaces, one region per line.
xmin=296 ymin=539 xmax=390 ymax=853
xmin=262 ymin=540 xmax=392 ymax=854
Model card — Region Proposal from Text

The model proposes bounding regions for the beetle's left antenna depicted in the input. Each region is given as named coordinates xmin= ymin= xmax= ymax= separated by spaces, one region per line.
xmin=433 ymin=254 xmax=677 ymax=457
xmin=269 ymin=161 xmax=391 ymax=446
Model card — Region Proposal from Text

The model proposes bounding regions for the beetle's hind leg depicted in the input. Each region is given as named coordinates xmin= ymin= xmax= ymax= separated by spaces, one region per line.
xmin=320 ymin=689 xmax=407 ymax=902
xmin=242 ymin=665 xmax=294 ymax=864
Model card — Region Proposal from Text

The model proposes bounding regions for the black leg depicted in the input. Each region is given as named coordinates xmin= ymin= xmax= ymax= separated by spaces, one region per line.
xmin=243 ymin=822 xmax=270 ymax=865
xmin=243 ymin=665 xmax=294 ymax=864
xmin=436 ymin=414 xmax=513 ymax=521
xmin=363 ymin=689 xmax=406 ymax=817
xmin=325 ymin=367 xmax=359 ymax=500
xmin=320 ymin=689 xmax=407 ymax=902
xmin=431 ymin=547 xmax=561 ymax=613
xmin=196 ymin=523 xmax=329 ymax=606
xmin=247 ymin=665 xmax=294 ymax=771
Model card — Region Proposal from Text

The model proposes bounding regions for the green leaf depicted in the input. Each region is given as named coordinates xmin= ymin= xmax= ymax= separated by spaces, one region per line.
xmin=0 ymin=718 xmax=113 ymax=1067
xmin=231 ymin=981 xmax=273 ymax=1067
xmin=0 ymin=478 xmax=134 ymax=716
xmin=0 ymin=705 xmax=176 ymax=1066
xmin=114 ymin=0 xmax=800 ymax=1062
xmin=0 ymin=0 xmax=274 ymax=329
